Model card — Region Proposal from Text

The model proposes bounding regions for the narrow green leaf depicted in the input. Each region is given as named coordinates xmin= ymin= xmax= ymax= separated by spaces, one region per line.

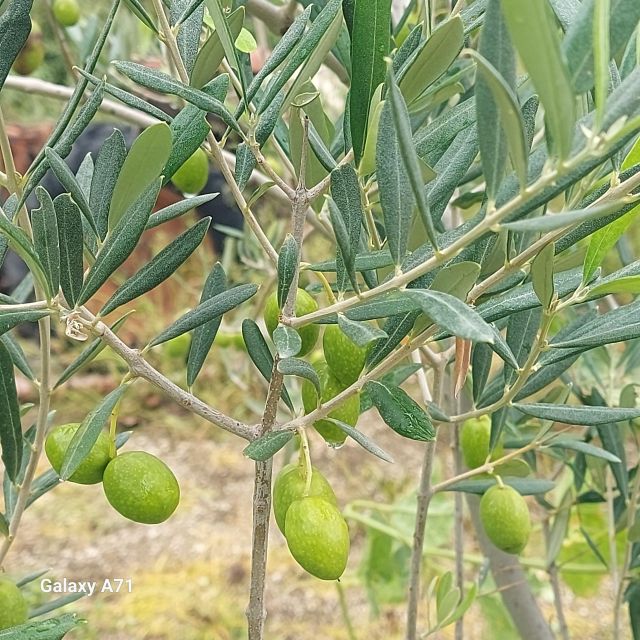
xmin=243 ymin=430 xmax=294 ymax=461
xmin=474 ymin=0 xmax=521 ymax=198
xmin=387 ymin=69 xmax=438 ymax=249
xmin=186 ymin=263 xmax=227 ymax=388
xmin=101 ymin=218 xmax=210 ymax=315
xmin=277 ymin=357 xmax=321 ymax=394
xmin=80 ymin=180 xmax=161 ymax=306
xmin=163 ymin=106 xmax=210 ymax=184
xmin=471 ymin=50 xmax=527 ymax=194
xmin=241 ymin=319 xmax=293 ymax=410
xmin=89 ymin=128 xmax=127 ymax=241
xmin=324 ymin=418 xmax=394 ymax=462
xmin=0 ymin=206 xmax=49 ymax=297
xmin=0 ymin=0 xmax=33 ymax=93
xmin=146 ymin=193 xmax=218 ymax=230
xmin=0 ymin=310 xmax=49 ymax=336
xmin=501 ymin=0 xmax=575 ymax=159
xmin=79 ymin=69 xmax=173 ymax=125
xmin=407 ymin=289 xmax=495 ymax=343
xmin=330 ymin=164 xmax=364 ymax=293
xmin=205 ymin=0 xmax=247 ymax=103
xmin=308 ymin=249 xmax=393 ymax=273
xmin=151 ymin=284 xmax=258 ymax=347
xmin=376 ymin=100 xmax=414 ymax=265
xmin=0 ymin=341 xmax=22 ymax=482
xmin=593 ymin=0 xmax=611 ymax=129
xmin=365 ymin=380 xmax=435 ymax=441
xmin=583 ymin=203 xmax=640 ymax=283
xmin=54 ymin=195 xmax=84 ymax=307
xmin=444 ymin=477 xmax=555 ymax=495
xmin=60 ymin=387 xmax=126 ymax=480
xmin=123 ymin=0 xmax=158 ymax=32
xmin=327 ymin=198 xmax=355 ymax=291
xmin=587 ymin=275 xmax=640 ymax=297
xmin=337 ymin=314 xmax=387 ymax=347
xmin=114 ymin=61 xmax=240 ymax=133
xmin=349 ymin=0 xmax=391 ymax=163
xmin=44 ymin=148 xmax=98 ymax=236
xmin=547 ymin=438 xmax=621 ymax=462
xmin=108 ymin=124 xmax=172 ymax=230
xmin=531 ymin=242 xmax=555 ymax=309
xmin=55 ymin=313 xmax=132 ymax=388
xmin=1 ymin=334 xmax=34 ymax=380
xmin=503 ymin=199 xmax=636 ymax=232
xmin=277 ymin=234 xmax=298 ymax=309
xmin=171 ymin=0 xmax=203 ymax=77
xmin=31 ymin=188 xmax=60 ymax=295
xmin=235 ymin=143 xmax=257 ymax=191
xmin=398 ymin=16 xmax=464 ymax=105
xmin=514 ymin=402 xmax=640 ymax=426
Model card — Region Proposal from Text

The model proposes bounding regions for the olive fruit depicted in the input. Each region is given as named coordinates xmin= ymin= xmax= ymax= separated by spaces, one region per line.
xmin=45 ymin=423 xmax=112 ymax=485
xmin=479 ymin=484 xmax=531 ymax=554
xmin=284 ymin=496 xmax=349 ymax=580
xmin=273 ymin=463 xmax=337 ymax=534
xmin=0 ymin=578 xmax=28 ymax=630
xmin=460 ymin=415 xmax=503 ymax=469
xmin=52 ymin=0 xmax=80 ymax=26
xmin=323 ymin=324 xmax=367 ymax=385
xmin=263 ymin=288 xmax=319 ymax=357
xmin=170 ymin=148 xmax=209 ymax=194
xmin=103 ymin=452 xmax=180 ymax=524
xmin=301 ymin=360 xmax=360 ymax=447
xmin=13 ymin=22 xmax=44 ymax=76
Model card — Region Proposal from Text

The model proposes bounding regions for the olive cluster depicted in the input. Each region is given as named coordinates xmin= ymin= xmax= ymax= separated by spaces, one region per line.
xmin=461 ymin=416 xmax=531 ymax=554
xmin=45 ymin=424 xmax=180 ymax=525
xmin=273 ymin=463 xmax=349 ymax=581
xmin=265 ymin=288 xmax=367 ymax=447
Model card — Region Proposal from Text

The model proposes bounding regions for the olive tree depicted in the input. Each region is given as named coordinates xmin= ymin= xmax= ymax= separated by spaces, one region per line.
xmin=2 ymin=0 xmax=640 ymax=638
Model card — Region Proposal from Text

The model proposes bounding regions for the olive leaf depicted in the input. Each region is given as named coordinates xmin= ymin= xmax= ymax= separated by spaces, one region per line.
xmin=0 ymin=341 xmax=23 ymax=482
xmin=365 ymin=380 xmax=435 ymax=441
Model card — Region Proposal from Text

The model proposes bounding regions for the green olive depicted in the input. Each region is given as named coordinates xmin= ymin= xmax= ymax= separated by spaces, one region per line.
xmin=301 ymin=360 xmax=360 ymax=447
xmin=0 ymin=578 xmax=28 ymax=630
xmin=103 ymin=452 xmax=180 ymax=524
xmin=272 ymin=462 xmax=337 ymax=534
xmin=323 ymin=324 xmax=367 ymax=385
xmin=460 ymin=415 xmax=504 ymax=469
xmin=284 ymin=496 xmax=349 ymax=580
xmin=45 ymin=423 xmax=112 ymax=485
xmin=263 ymin=288 xmax=319 ymax=357
xmin=479 ymin=484 xmax=531 ymax=555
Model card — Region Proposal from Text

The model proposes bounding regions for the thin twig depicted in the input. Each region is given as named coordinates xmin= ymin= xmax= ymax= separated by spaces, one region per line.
xmin=406 ymin=352 xmax=448 ymax=640
xmin=86 ymin=314 xmax=255 ymax=440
